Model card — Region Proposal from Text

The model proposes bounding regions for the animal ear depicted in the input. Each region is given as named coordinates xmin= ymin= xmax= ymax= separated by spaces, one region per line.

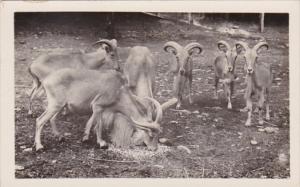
xmin=101 ymin=44 xmax=111 ymax=54
xmin=188 ymin=48 xmax=202 ymax=56
xmin=255 ymin=42 xmax=269 ymax=54
xmin=217 ymin=43 xmax=228 ymax=53
xmin=235 ymin=44 xmax=246 ymax=55
xmin=164 ymin=46 xmax=177 ymax=55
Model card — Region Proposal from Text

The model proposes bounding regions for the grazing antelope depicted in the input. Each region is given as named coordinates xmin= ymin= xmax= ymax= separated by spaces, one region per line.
xmin=163 ymin=41 xmax=203 ymax=109
xmin=105 ymin=46 xmax=177 ymax=148
xmin=236 ymin=41 xmax=273 ymax=126
xmin=214 ymin=40 xmax=239 ymax=109
xmin=28 ymin=39 xmax=119 ymax=115
xmin=33 ymin=68 xmax=165 ymax=151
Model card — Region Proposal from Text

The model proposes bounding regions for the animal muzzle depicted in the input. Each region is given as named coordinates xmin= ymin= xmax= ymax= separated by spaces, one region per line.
xmin=179 ymin=68 xmax=185 ymax=76
xmin=247 ymin=68 xmax=253 ymax=74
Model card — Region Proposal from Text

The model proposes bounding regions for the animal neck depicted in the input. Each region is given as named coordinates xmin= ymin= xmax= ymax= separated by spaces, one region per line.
xmin=85 ymin=51 xmax=107 ymax=66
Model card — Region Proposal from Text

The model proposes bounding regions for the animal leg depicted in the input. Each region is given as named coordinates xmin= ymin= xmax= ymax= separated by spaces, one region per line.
xmin=50 ymin=112 xmax=64 ymax=142
xmin=245 ymin=98 xmax=253 ymax=126
xmin=34 ymin=106 xmax=61 ymax=151
xmin=173 ymin=75 xmax=182 ymax=109
xmin=213 ymin=77 xmax=219 ymax=99
xmin=265 ymin=88 xmax=270 ymax=121
xmin=94 ymin=107 xmax=108 ymax=149
xmin=188 ymin=72 xmax=193 ymax=104
xmin=82 ymin=108 xmax=98 ymax=142
xmin=225 ymin=83 xmax=232 ymax=109
xmin=257 ymin=90 xmax=265 ymax=125
xmin=28 ymin=81 xmax=40 ymax=115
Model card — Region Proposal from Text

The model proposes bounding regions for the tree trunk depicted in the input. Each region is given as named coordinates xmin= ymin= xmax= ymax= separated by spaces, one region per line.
xmin=260 ymin=13 xmax=265 ymax=33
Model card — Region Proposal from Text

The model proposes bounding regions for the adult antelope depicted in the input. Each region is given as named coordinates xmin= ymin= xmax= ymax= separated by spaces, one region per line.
xmin=28 ymin=39 xmax=119 ymax=115
xmin=214 ymin=40 xmax=239 ymax=109
xmin=33 ymin=69 xmax=164 ymax=151
xmin=105 ymin=46 xmax=177 ymax=148
xmin=163 ymin=41 xmax=203 ymax=109
xmin=236 ymin=41 xmax=273 ymax=126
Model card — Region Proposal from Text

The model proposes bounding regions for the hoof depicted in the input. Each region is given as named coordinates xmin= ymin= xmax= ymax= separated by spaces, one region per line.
xmin=58 ymin=136 xmax=65 ymax=142
xmin=175 ymin=103 xmax=181 ymax=109
xmin=33 ymin=144 xmax=44 ymax=152
xmin=82 ymin=135 xmax=89 ymax=143
xmin=96 ymin=143 xmax=109 ymax=149
xmin=245 ymin=120 xmax=251 ymax=127
xmin=189 ymin=98 xmax=193 ymax=104
xmin=227 ymin=103 xmax=232 ymax=109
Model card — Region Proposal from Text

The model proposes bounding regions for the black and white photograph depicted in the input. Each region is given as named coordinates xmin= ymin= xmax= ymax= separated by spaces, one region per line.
xmin=1 ymin=1 xmax=300 ymax=187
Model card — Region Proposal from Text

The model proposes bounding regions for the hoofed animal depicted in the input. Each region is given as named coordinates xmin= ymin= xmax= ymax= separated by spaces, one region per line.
xmin=214 ymin=40 xmax=239 ymax=109
xmin=28 ymin=39 xmax=119 ymax=115
xmin=236 ymin=41 xmax=273 ymax=126
xmin=123 ymin=46 xmax=156 ymax=120
xmin=103 ymin=46 xmax=177 ymax=148
xmin=163 ymin=41 xmax=203 ymax=109
xmin=34 ymin=68 xmax=164 ymax=151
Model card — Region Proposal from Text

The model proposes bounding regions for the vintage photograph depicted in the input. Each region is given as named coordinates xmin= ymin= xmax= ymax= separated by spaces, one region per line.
xmin=13 ymin=11 xmax=290 ymax=178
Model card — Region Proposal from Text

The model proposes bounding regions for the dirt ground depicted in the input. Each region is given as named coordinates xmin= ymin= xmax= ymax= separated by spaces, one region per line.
xmin=14 ymin=13 xmax=289 ymax=178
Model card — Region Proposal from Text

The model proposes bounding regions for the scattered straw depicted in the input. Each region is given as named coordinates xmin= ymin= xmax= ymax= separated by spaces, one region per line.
xmin=108 ymin=145 xmax=171 ymax=161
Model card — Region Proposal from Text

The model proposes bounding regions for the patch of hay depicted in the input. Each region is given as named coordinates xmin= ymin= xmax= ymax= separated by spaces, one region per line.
xmin=108 ymin=144 xmax=171 ymax=161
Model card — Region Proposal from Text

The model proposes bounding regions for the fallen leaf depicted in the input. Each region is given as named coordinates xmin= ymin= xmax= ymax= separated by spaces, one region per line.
xmin=159 ymin=138 xmax=169 ymax=144
xmin=15 ymin=165 xmax=24 ymax=170
xmin=64 ymin=132 xmax=72 ymax=136
xmin=250 ymin=140 xmax=258 ymax=145
xmin=258 ymin=128 xmax=265 ymax=132
xmin=264 ymin=127 xmax=279 ymax=133
xmin=23 ymin=148 xmax=32 ymax=152
xmin=15 ymin=107 xmax=21 ymax=111
xmin=177 ymin=145 xmax=192 ymax=154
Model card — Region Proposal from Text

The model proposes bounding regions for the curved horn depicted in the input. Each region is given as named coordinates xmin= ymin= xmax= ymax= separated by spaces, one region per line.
xmin=217 ymin=40 xmax=231 ymax=52
xmin=92 ymin=39 xmax=117 ymax=52
xmin=235 ymin=41 xmax=249 ymax=51
xmin=184 ymin=42 xmax=203 ymax=55
xmin=163 ymin=41 xmax=183 ymax=55
xmin=161 ymin=98 xmax=178 ymax=111
xmin=144 ymin=97 xmax=163 ymax=124
xmin=130 ymin=117 xmax=160 ymax=131
xmin=131 ymin=94 xmax=149 ymax=110
xmin=253 ymin=41 xmax=269 ymax=52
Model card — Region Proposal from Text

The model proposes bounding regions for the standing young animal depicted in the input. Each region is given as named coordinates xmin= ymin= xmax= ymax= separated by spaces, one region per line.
xmin=34 ymin=69 xmax=163 ymax=151
xmin=163 ymin=41 xmax=203 ymax=109
xmin=28 ymin=39 xmax=119 ymax=115
xmin=214 ymin=40 xmax=239 ymax=109
xmin=236 ymin=41 xmax=272 ymax=126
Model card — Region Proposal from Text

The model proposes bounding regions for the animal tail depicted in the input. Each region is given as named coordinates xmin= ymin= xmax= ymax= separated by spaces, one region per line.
xmin=28 ymin=66 xmax=41 ymax=90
